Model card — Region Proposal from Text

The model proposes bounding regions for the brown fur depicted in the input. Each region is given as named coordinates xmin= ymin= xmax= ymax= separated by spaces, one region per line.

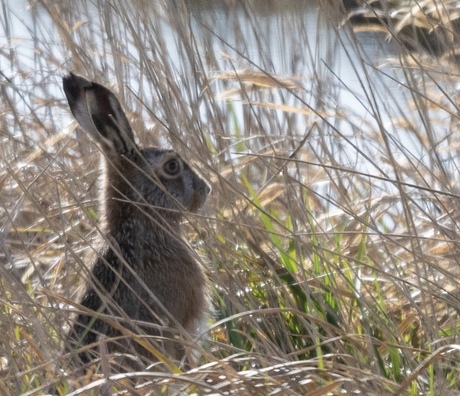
xmin=62 ymin=73 xmax=210 ymax=370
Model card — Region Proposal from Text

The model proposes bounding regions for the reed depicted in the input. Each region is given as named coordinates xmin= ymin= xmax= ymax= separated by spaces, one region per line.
xmin=1 ymin=0 xmax=460 ymax=394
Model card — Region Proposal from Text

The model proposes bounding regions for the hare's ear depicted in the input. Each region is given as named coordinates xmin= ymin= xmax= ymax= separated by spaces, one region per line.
xmin=63 ymin=73 xmax=136 ymax=154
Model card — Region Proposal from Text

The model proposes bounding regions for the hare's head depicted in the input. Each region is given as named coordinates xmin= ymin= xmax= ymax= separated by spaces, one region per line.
xmin=63 ymin=73 xmax=210 ymax=217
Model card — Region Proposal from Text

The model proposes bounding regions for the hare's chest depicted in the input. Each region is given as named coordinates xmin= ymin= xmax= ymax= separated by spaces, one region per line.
xmin=140 ymin=260 xmax=206 ymax=326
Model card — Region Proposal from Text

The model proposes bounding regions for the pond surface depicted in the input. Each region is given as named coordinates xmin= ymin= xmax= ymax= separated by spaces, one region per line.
xmin=2 ymin=0 xmax=398 ymax=106
xmin=1 ymin=0 xmax=451 ymax=171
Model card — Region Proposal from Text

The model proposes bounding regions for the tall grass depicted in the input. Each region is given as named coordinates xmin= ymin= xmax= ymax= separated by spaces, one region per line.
xmin=1 ymin=0 xmax=460 ymax=394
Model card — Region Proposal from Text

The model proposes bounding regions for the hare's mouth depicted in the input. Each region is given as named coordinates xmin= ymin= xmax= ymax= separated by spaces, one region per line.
xmin=189 ymin=197 xmax=204 ymax=213
xmin=189 ymin=190 xmax=209 ymax=212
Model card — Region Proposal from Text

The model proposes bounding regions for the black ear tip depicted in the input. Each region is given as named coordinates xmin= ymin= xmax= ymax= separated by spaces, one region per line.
xmin=63 ymin=73 xmax=94 ymax=101
xmin=63 ymin=72 xmax=92 ymax=87
xmin=62 ymin=74 xmax=71 ymax=88
xmin=63 ymin=71 xmax=76 ymax=81
xmin=63 ymin=73 xmax=78 ymax=92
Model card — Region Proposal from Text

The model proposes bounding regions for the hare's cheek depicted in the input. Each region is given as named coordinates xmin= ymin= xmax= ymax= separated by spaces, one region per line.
xmin=160 ymin=180 xmax=188 ymax=209
xmin=172 ymin=177 xmax=191 ymax=209
xmin=180 ymin=191 xmax=194 ymax=211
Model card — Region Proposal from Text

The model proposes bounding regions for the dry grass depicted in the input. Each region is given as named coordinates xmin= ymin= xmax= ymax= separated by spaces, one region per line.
xmin=2 ymin=0 xmax=460 ymax=394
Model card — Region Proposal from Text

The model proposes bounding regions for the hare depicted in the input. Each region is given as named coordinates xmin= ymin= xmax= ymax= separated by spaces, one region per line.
xmin=62 ymin=73 xmax=210 ymax=370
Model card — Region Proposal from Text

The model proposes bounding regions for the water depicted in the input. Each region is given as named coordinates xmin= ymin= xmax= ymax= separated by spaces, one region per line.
xmin=1 ymin=1 xmax=398 ymax=102
xmin=1 ymin=0 xmax=454 ymax=175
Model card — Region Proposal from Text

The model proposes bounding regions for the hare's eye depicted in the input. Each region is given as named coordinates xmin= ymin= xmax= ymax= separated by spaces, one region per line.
xmin=163 ymin=158 xmax=182 ymax=176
